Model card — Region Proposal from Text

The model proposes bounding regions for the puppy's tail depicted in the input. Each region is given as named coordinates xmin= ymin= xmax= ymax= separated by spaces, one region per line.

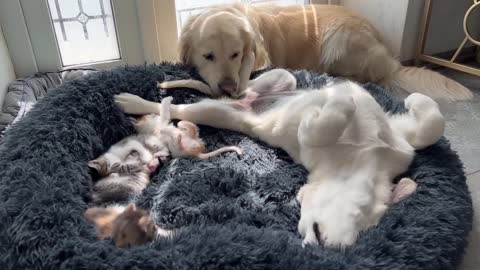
xmin=382 ymin=66 xmax=473 ymax=101
xmin=197 ymin=146 xmax=243 ymax=160
xmin=160 ymin=96 xmax=173 ymax=124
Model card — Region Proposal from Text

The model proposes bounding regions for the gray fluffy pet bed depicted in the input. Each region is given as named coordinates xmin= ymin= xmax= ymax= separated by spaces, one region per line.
xmin=0 ymin=63 xmax=473 ymax=269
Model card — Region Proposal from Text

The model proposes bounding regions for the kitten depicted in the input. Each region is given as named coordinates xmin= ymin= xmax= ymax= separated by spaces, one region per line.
xmin=84 ymin=203 xmax=173 ymax=248
xmin=88 ymin=98 xmax=173 ymax=177
xmin=89 ymin=97 xmax=242 ymax=204
xmin=159 ymin=98 xmax=243 ymax=159
xmin=88 ymin=100 xmax=171 ymax=204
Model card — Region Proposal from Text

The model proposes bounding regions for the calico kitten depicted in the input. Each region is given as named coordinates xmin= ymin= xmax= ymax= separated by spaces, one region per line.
xmin=84 ymin=203 xmax=173 ymax=248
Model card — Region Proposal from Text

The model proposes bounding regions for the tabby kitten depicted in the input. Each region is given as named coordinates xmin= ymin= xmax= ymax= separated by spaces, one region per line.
xmin=88 ymin=99 xmax=172 ymax=204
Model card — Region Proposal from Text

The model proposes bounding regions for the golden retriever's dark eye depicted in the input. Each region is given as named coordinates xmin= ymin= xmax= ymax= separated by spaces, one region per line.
xmin=203 ymin=53 xmax=215 ymax=61
xmin=231 ymin=52 xmax=239 ymax=60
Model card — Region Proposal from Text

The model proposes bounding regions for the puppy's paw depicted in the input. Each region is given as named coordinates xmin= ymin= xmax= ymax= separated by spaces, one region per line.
xmin=404 ymin=93 xmax=437 ymax=111
xmin=158 ymin=81 xmax=170 ymax=89
xmin=404 ymin=93 xmax=445 ymax=148
xmin=391 ymin=177 xmax=417 ymax=204
xmin=299 ymin=208 xmax=359 ymax=249
xmin=114 ymin=93 xmax=155 ymax=115
xmin=161 ymin=96 xmax=173 ymax=105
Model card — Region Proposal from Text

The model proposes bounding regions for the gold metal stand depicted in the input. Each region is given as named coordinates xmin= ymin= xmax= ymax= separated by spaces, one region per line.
xmin=416 ymin=0 xmax=480 ymax=77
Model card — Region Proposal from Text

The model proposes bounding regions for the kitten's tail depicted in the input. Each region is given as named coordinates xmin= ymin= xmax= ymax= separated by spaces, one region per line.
xmin=197 ymin=146 xmax=243 ymax=160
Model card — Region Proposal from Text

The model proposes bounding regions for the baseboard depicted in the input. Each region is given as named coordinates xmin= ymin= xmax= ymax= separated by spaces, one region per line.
xmin=402 ymin=46 xmax=477 ymax=67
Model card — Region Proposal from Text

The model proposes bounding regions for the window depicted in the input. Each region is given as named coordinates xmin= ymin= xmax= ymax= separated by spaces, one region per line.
xmin=174 ymin=0 xmax=311 ymax=36
xmin=47 ymin=0 xmax=121 ymax=66
xmin=0 ymin=0 xmax=144 ymax=77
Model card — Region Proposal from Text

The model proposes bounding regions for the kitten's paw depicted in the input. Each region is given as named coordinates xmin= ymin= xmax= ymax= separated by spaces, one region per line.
xmin=110 ymin=162 xmax=122 ymax=171
xmin=153 ymin=150 xmax=170 ymax=162
xmin=127 ymin=164 xmax=145 ymax=174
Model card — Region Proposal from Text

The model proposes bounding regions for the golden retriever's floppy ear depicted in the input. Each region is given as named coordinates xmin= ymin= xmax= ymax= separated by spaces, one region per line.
xmin=240 ymin=20 xmax=270 ymax=70
xmin=178 ymin=14 xmax=200 ymax=64
xmin=240 ymin=20 xmax=255 ymax=56
xmin=253 ymin=43 xmax=270 ymax=70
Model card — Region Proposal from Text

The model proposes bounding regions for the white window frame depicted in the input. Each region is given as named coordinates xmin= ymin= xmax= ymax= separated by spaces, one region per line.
xmin=0 ymin=0 xmax=145 ymax=77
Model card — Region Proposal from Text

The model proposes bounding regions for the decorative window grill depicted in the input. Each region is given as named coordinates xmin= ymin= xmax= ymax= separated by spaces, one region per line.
xmin=47 ymin=0 xmax=121 ymax=66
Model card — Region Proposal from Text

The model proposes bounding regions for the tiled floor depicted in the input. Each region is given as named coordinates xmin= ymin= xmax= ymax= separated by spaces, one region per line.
xmin=439 ymin=68 xmax=480 ymax=270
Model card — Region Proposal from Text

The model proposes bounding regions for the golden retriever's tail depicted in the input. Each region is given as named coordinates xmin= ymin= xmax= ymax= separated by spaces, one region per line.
xmin=383 ymin=66 xmax=473 ymax=101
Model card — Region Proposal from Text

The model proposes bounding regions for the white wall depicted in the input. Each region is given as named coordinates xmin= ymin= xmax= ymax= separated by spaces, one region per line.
xmin=341 ymin=0 xmax=410 ymax=60
xmin=0 ymin=25 xmax=16 ymax=111
xmin=341 ymin=0 xmax=480 ymax=61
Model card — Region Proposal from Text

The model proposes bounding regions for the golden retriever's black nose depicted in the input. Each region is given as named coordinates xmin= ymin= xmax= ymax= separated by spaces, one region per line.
xmin=218 ymin=78 xmax=237 ymax=95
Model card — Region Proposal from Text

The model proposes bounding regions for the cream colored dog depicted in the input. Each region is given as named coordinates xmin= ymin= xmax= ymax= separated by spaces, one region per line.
xmin=115 ymin=69 xmax=445 ymax=248
xmin=161 ymin=3 xmax=472 ymax=100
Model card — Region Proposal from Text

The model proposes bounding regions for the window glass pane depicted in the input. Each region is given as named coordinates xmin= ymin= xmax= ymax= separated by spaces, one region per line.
xmin=174 ymin=0 xmax=311 ymax=36
xmin=47 ymin=0 xmax=121 ymax=66
xmin=58 ymin=0 xmax=80 ymax=18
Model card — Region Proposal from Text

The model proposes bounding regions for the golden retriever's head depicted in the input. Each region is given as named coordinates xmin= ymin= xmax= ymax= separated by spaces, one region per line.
xmin=178 ymin=10 xmax=255 ymax=96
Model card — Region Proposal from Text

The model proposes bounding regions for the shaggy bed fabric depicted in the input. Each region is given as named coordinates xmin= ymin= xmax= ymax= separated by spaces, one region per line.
xmin=0 ymin=63 xmax=473 ymax=269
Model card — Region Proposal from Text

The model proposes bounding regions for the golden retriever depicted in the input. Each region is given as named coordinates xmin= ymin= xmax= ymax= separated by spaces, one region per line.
xmin=161 ymin=3 xmax=472 ymax=100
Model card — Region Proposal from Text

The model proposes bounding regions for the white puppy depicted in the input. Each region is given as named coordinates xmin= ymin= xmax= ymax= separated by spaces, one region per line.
xmin=115 ymin=70 xmax=444 ymax=248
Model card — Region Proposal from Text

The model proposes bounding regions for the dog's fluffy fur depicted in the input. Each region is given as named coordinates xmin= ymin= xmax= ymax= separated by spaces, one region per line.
xmin=171 ymin=3 xmax=472 ymax=100
xmin=115 ymin=69 xmax=445 ymax=247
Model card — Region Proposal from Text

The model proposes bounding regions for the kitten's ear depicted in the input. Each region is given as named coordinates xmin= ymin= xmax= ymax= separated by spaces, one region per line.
xmin=84 ymin=207 xmax=119 ymax=239
xmin=177 ymin=121 xmax=199 ymax=138
xmin=84 ymin=207 xmax=116 ymax=226
xmin=126 ymin=203 xmax=137 ymax=213
xmin=88 ymin=160 xmax=101 ymax=171
xmin=138 ymin=216 xmax=155 ymax=235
